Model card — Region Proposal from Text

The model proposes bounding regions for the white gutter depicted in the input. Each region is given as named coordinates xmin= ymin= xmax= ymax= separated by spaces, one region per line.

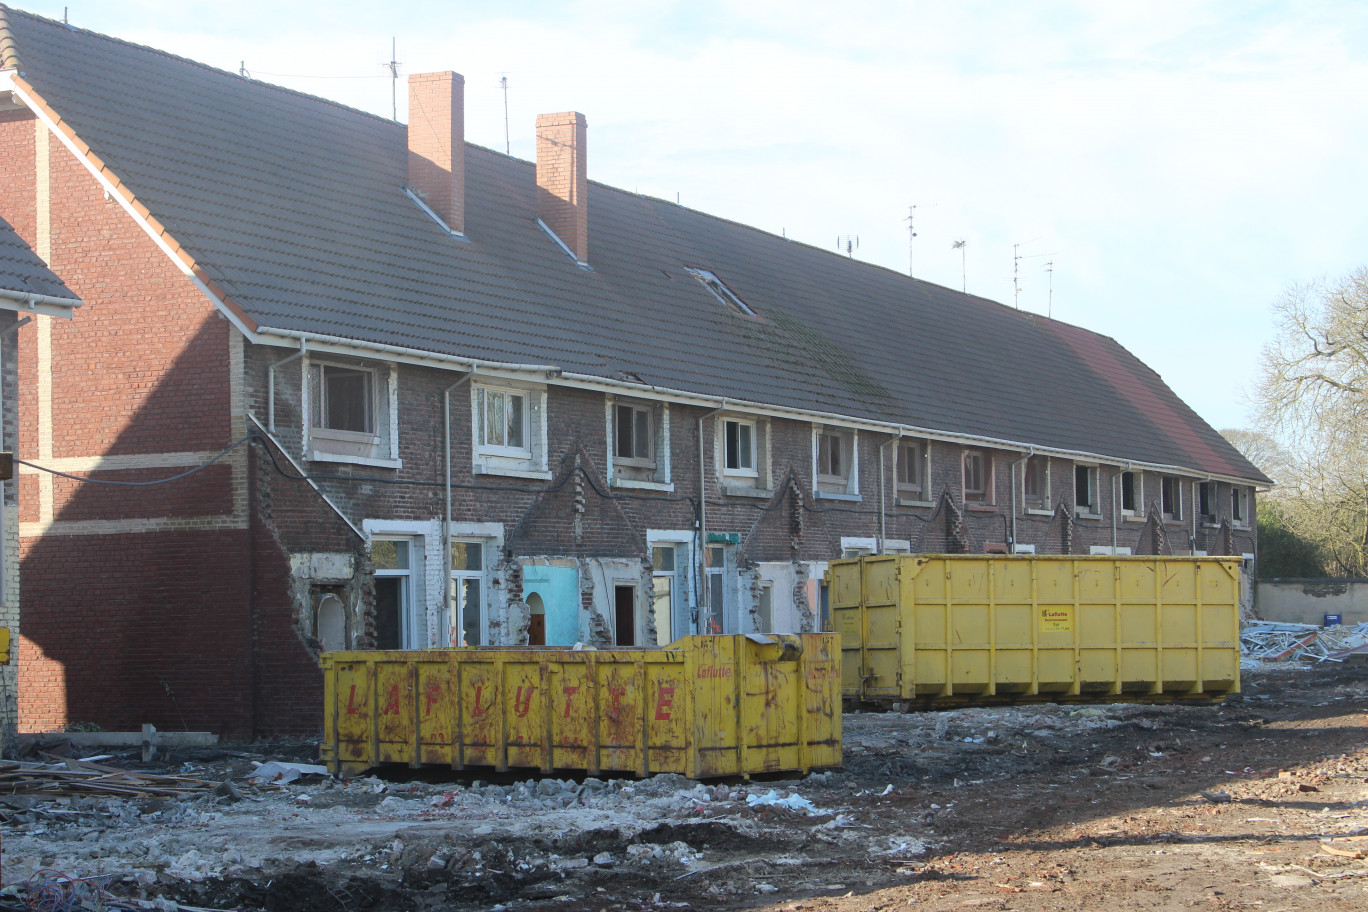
xmin=255 ymin=327 xmax=556 ymax=377
xmin=0 ymin=288 xmax=80 ymax=319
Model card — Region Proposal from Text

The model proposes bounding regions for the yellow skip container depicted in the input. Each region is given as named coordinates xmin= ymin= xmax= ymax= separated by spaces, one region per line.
xmin=831 ymin=555 xmax=1241 ymax=706
xmin=321 ymin=634 xmax=841 ymax=779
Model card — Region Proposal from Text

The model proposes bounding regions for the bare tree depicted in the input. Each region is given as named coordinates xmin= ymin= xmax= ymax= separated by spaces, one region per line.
xmin=1255 ymin=268 xmax=1368 ymax=577
xmin=1219 ymin=428 xmax=1293 ymax=486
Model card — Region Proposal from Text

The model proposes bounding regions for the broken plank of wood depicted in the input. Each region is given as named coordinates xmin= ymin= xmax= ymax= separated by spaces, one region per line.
xmin=1321 ymin=836 xmax=1368 ymax=859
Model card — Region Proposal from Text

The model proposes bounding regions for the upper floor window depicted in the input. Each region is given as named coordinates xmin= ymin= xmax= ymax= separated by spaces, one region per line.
xmin=725 ymin=419 xmax=757 ymax=475
xmin=1232 ymin=487 xmax=1250 ymax=527
xmin=1198 ymin=481 xmax=1216 ymax=523
xmin=478 ymin=387 xmax=527 ymax=454
xmin=1161 ymin=475 xmax=1182 ymax=520
xmin=608 ymin=398 xmax=670 ymax=488
xmin=1120 ymin=470 xmax=1141 ymax=516
xmin=815 ymin=427 xmax=858 ymax=497
xmin=1023 ymin=455 xmax=1049 ymax=510
xmin=718 ymin=414 xmax=771 ymax=495
xmin=322 ymin=366 xmax=372 ymax=433
xmin=616 ymin=403 xmax=652 ymax=463
xmin=472 ymin=383 xmax=548 ymax=477
xmin=1074 ymin=464 xmax=1098 ymax=515
xmin=307 ymin=358 xmax=398 ymax=467
xmin=963 ymin=449 xmax=992 ymax=504
xmin=896 ymin=439 xmax=929 ymax=503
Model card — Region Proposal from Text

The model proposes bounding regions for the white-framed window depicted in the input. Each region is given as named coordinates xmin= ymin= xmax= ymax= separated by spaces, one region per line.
xmin=963 ymin=449 xmax=993 ymax=505
xmin=703 ymin=544 xmax=737 ymax=634
xmin=1074 ymin=464 xmax=1099 ymax=516
xmin=718 ymin=415 xmax=770 ymax=494
xmin=371 ymin=538 xmax=416 ymax=650
xmin=450 ymin=538 xmax=487 ymax=647
xmin=1023 ymin=455 xmax=1049 ymax=511
xmin=896 ymin=439 xmax=929 ymax=504
xmin=1120 ymin=470 xmax=1142 ymax=517
xmin=472 ymin=382 xmax=548 ymax=477
xmin=607 ymin=397 xmax=671 ymax=489
xmin=651 ymin=543 xmax=682 ymax=644
xmin=1232 ymin=487 xmax=1250 ymax=528
xmin=1161 ymin=475 xmax=1182 ymax=521
xmin=685 ymin=267 xmax=756 ymax=316
xmin=478 ymin=386 xmax=528 ymax=454
xmin=814 ymin=426 xmax=858 ymax=498
xmin=725 ymin=418 xmax=756 ymax=475
xmin=1198 ymin=481 xmax=1217 ymax=523
xmin=648 ymin=530 xmax=695 ymax=642
xmin=306 ymin=357 xmax=399 ymax=467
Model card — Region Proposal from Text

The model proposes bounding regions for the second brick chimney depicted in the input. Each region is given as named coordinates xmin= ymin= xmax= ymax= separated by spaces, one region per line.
xmin=408 ymin=71 xmax=465 ymax=235
xmin=536 ymin=112 xmax=588 ymax=265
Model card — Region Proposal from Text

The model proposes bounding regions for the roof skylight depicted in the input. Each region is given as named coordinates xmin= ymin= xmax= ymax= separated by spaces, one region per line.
xmin=685 ymin=267 xmax=755 ymax=316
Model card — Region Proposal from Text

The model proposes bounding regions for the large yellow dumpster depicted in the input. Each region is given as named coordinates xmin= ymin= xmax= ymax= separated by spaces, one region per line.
xmin=321 ymin=634 xmax=841 ymax=779
xmin=831 ymin=555 xmax=1241 ymax=706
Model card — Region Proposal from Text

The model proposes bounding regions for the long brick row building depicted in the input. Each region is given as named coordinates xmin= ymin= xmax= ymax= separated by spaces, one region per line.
xmin=0 ymin=6 xmax=1268 ymax=737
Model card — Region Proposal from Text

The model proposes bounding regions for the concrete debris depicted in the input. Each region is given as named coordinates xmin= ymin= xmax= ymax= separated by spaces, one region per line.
xmin=1241 ymin=621 xmax=1368 ymax=664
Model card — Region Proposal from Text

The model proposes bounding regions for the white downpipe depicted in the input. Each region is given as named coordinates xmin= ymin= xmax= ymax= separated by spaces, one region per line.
xmin=266 ymin=338 xmax=306 ymax=433
xmin=443 ymin=373 xmax=475 ymax=646
xmin=1007 ymin=448 xmax=1033 ymax=551
xmin=696 ymin=402 xmax=726 ymax=626
xmin=878 ymin=433 xmax=901 ymax=553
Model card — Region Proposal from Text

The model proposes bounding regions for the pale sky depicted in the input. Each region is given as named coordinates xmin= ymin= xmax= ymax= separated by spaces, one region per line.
xmin=18 ymin=1 xmax=1368 ymax=431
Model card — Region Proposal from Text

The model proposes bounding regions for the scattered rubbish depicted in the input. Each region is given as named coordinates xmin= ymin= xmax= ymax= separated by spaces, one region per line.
xmin=246 ymin=761 xmax=330 ymax=785
xmin=746 ymin=790 xmax=824 ymax=816
xmin=1241 ymin=621 xmax=1368 ymax=663
xmin=0 ymin=758 xmax=213 ymax=798
xmin=1199 ymin=790 xmax=1232 ymax=804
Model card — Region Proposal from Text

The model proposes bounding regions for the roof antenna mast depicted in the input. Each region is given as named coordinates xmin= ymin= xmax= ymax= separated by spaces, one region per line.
xmin=500 ymin=76 xmax=510 ymax=155
xmin=905 ymin=204 xmax=918 ymax=277
xmin=384 ymin=38 xmax=401 ymax=122
xmin=1044 ymin=260 xmax=1054 ymax=318
xmin=952 ymin=239 xmax=966 ymax=292
xmin=837 ymin=235 xmax=860 ymax=258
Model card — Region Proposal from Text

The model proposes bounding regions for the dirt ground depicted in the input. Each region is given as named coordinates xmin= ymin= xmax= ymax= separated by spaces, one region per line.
xmin=2 ymin=661 xmax=1365 ymax=911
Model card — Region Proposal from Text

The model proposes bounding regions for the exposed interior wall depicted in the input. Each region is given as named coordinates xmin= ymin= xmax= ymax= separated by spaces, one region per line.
xmin=1254 ymin=580 xmax=1368 ymax=626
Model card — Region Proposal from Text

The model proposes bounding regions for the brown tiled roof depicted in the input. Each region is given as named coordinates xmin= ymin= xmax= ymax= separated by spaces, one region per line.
xmin=0 ymin=212 xmax=78 ymax=301
xmin=0 ymin=5 xmax=1268 ymax=483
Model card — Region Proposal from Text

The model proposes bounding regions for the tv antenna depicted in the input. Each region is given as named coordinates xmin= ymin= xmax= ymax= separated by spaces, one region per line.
xmin=383 ymin=38 xmax=401 ymax=121
xmin=499 ymin=75 xmax=511 ymax=155
xmin=1043 ymin=260 xmax=1054 ymax=317
xmin=905 ymin=205 xmax=918 ymax=276
xmin=837 ymin=235 xmax=860 ymax=258
xmin=952 ymin=239 xmax=967 ymax=292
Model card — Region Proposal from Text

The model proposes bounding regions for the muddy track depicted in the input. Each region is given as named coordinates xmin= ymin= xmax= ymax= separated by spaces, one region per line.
xmin=9 ymin=663 xmax=1366 ymax=911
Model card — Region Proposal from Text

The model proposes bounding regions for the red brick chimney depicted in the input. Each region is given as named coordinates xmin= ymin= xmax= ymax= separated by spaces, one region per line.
xmin=536 ymin=112 xmax=588 ymax=265
xmin=408 ymin=71 xmax=465 ymax=235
